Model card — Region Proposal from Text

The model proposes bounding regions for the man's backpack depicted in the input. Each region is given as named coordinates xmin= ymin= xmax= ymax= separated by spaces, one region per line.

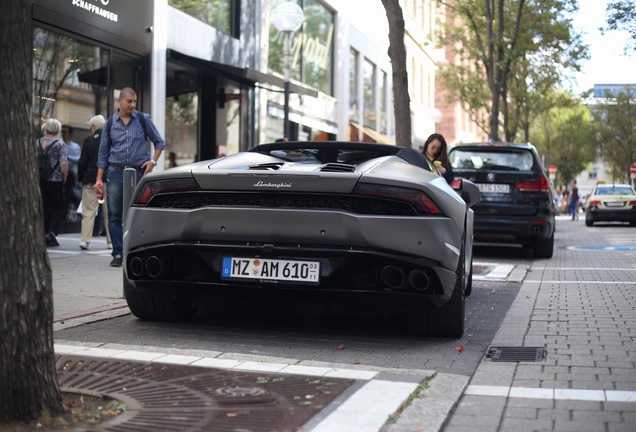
xmin=37 ymin=139 xmax=60 ymax=181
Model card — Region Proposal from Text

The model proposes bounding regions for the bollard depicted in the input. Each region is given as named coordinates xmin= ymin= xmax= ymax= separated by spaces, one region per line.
xmin=123 ymin=167 xmax=137 ymax=226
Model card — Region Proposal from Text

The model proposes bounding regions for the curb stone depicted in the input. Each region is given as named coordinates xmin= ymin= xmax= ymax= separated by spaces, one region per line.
xmin=382 ymin=373 xmax=469 ymax=432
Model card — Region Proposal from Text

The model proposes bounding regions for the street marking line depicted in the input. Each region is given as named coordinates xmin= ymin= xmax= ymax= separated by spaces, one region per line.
xmin=464 ymin=384 xmax=636 ymax=403
xmin=524 ymin=280 xmax=636 ymax=284
xmin=54 ymin=343 xmax=379 ymax=381
xmin=473 ymin=263 xmax=515 ymax=281
xmin=539 ymin=267 xmax=636 ymax=271
xmin=310 ymin=380 xmax=419 ymax=432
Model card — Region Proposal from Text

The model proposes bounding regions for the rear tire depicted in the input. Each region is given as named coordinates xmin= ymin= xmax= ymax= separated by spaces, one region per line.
xmin=465 ymin=256 xmax=473 ymax=297
xmin=533 ymin=234 xmax=554 ymax=259
xmin=124 ymin=275 xmax=197 ymax=321
xmin=585 ymin=217 xmax=593 ymax=227
xmin=405 ymin=251 xmax=465 ymax=338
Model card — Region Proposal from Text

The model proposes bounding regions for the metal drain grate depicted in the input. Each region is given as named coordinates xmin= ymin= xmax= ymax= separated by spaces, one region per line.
xmin=55 ymin=355 xmax=355 ymax=431
xmin=486 ymin=346 xmax=546 ymax=362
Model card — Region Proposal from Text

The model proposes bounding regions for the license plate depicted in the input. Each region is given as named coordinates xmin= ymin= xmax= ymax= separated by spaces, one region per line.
xmin=477 ymin=183 xmax=510 ymax=193
xmin=604 ymin=201 xmax=626 ymax=207
xmin=221 ymin=257 xmax=320 ymax=284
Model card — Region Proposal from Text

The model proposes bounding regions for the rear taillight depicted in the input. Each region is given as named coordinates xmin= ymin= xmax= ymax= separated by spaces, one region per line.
xmin=135 ymin=178 xmax=201 ymax=205
xmin=516 ymin=176 xmax=550 ymax=193
xmin=354 ymin=183 xmax=442 ymax=215
xmin=588 ymin=200 xmax=601 ymax=207
xmin=450 ymin=179 xmax=462 ymax=190
xmin=629 ymin=200 xmax=636 ymax=206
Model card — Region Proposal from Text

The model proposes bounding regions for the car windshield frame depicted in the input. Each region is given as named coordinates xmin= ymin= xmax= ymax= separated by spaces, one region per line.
xmin=594 ymin=186 xmax=636 ymax=196
xmin=249 ymin=141 xmax=433 ymax=171
xmin=449 ymin=148 xmax=535 ymax=171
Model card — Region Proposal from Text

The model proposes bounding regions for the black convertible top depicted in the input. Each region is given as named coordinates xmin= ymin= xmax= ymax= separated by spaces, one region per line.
xmin=250 ymin=141 xmax=432 ymax=171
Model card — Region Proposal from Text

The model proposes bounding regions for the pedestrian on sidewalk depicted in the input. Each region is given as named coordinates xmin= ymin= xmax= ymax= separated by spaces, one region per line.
xmin=61 ymin=124 xmax=82 ymax=219
xmin=567 ymin=179 xmax=579 ymax=220
xmin=95 ymin=87 xmax=165 ymax=267
xmin=37 ymin=118 xmax=68 ymax=247
xmin=77 ymin=115 xmax=111 ymax=250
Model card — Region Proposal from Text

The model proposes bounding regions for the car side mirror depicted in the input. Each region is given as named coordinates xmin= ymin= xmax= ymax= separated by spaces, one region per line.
xmin=451 ymin=178 xmax=481 ymax=207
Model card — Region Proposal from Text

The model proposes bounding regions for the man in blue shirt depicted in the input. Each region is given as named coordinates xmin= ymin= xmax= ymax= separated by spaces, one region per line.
xmin=95 ymin=87 xmax=165 ymax=267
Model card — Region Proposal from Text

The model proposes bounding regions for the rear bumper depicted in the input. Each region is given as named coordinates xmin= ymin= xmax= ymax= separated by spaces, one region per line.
xmin=586 ymin=208 xmax=636 ymax=223
xmin=123 ymin=242 xmax=458 ymax=311
xmin=473 ymin=215 xmax=555 ymax=242
xmin=124 ymin=206 xmax=463 ymax=272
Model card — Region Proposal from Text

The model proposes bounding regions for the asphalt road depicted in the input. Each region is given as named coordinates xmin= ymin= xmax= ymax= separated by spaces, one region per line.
xmin=48 ymin=214 xmax=636 ymax=431
xmin=51 ymin=232 xmax=524 ymax=378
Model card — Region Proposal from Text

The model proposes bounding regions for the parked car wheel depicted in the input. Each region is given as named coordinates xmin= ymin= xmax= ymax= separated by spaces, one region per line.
xmin=533 ymin=234 xmax=554 ymax=259
xmin=404 ymin=249 xmax=466 ymax=338
xmin=465 ymin=256 xmax=473 ymax=297
xmin=124 ymin=276 xmax=197 ymax=321
xmin=585 ymin=216 xmax=594 ymax=227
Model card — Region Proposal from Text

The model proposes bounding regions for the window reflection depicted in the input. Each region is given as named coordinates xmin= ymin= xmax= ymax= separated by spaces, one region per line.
xmin=363 ymin=59 xmax=376 ymax=130
xmin=168 ymin=0 xmax=235 ymax=36
xmin=165 ymin=93 xmax=198 ymax=166
xmin=268 ymin=0 xmax=334 ymax=96
xmin=32 ymin=28 xmax=108 ymax=136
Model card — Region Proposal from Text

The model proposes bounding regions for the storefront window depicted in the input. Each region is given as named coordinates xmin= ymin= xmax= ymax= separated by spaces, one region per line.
xmin=268 ymin=0 xmax=334 ymax=96
xmin=32 ymin=28 xmax=108 ymax=136
xmin=363 ymin=58 xmax=376 ymax=130
xmin=349 ymin=49 xmax=358 ymax=119
xmin=218 ymin=86 xmax=243 ymax=157
xmin=380 ymin=71 xmax=387 ymax=133
xmin=168 ymin=0 xmax=237 ymax=37
xmin=33 ymin=27 xmax=145 ymax=224
xmin=165 ymin=93 xmax=198 ymax=167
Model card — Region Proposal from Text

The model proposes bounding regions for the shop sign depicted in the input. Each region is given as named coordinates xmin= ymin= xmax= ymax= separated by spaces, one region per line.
xmin=71 ymin=0 xmax=118 ymax=23
xmin=33 ymin=0 xmax=153 ymax=52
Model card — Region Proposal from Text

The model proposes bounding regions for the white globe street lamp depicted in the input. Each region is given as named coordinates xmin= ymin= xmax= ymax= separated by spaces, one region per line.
xmin=271 ymin=2 xmax=305 ymax=140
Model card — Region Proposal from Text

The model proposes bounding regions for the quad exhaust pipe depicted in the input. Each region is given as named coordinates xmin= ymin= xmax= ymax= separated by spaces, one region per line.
xmin=129 ymin=255 xmax=167 ymax=279
xmin=408 ymin=270 xmax=430 ymax=292
xmin=381 ymin=266 xmax=405 ymax=289
xmin=381 ymin=266 xmax=431 ymax=292
xmin=130 ymin=256 xmax=144 ymax=277
xmin=146 ymin=256 xmax=164 ymax=278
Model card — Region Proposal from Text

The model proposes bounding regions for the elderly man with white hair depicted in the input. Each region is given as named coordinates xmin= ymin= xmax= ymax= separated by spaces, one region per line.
xmin=77 ymin=115 xmax=111 ymax=250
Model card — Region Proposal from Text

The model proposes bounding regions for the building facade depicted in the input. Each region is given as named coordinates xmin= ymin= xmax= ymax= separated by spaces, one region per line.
xmin=28 ymin=0 xmax=493 ymax=232
xmin=29 ymin=1 xmax=402 ymax=165
xmin=28 ymin=1 xmax=485 ymax=198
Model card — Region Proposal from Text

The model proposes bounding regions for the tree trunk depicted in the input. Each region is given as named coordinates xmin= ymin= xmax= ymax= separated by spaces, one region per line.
xmin=0 ymin=0 xmax=62 ymax=423
xmin=381 ymin=0 xmax=412 ymax=147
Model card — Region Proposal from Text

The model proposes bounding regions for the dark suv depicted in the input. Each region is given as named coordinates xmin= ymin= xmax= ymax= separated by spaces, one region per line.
xmin=448 ymin=142 xmax=555 ymax=258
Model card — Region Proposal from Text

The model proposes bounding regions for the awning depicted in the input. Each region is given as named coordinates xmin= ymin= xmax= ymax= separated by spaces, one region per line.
xmin=349 ymin=121 xmax=395 ymax=145
xmin=168 ymin=49 xmax=318 ymax=97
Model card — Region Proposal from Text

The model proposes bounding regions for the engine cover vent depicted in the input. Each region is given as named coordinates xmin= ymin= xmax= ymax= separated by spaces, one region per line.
xmin=320 ymin=163 xmax=356 ymax=173
xmin=248 ymin=163 xmax=284 ymax=171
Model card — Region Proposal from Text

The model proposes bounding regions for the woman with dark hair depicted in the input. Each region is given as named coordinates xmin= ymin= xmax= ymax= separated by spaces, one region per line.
xmin=423 ymin=133 xmax=454 ymax=184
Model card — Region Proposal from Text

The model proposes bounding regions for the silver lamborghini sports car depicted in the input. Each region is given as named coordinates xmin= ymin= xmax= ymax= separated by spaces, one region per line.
xmin=123 ymin=141 xmax=480 ymax=338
